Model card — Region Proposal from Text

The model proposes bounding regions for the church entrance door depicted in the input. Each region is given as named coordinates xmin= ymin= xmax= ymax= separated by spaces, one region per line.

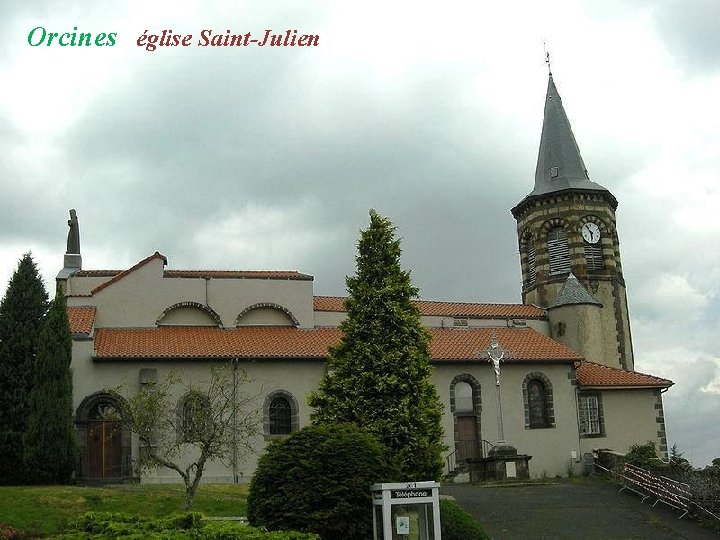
xmin=456 ymin=416 xmax=479 ymax=462
xmin=86 ymin=420 xmax=122 ymax=478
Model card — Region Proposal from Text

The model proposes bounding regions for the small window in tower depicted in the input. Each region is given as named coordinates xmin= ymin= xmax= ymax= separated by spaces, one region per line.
xmin=550 ymin=167 xmax=559 ymax=178
xmin=547 ymin=227 xmax=570 ymax=276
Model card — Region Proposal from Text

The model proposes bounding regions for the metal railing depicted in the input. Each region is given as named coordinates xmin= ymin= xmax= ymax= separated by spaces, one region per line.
xmin=444 ymin=439 xmax=497 ymax=477
xmin=593 ymin=456 xmax=720 ymax=523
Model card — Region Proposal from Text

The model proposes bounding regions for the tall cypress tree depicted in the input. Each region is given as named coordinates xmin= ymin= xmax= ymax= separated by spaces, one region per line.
xmin=309 ymin=210 xmax=445 ymax=480
xmin=23 ymin=290 xmax=78 ymax=484
xmin=0 ymin=253 xmax=49 ymax=484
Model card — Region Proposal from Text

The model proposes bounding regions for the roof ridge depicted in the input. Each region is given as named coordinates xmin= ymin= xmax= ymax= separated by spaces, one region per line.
xmin=578 ymin=360 xmax=672 ymax=382
xmin=167 ymin=269 xmax=307 ymax=273
xmin=91 ymin=252 xmax=167 ymax=295
xmin=315 ymin=295 xmax=530 ymax=307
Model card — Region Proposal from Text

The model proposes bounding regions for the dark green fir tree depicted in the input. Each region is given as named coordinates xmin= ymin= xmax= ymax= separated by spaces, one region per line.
xmin=0 ymin=253 xmax=49 ymax=484
xmin=309 ymin=210 xmax=445 ymax=480
xmin=24 ymin=290 xmax=78 ymax=484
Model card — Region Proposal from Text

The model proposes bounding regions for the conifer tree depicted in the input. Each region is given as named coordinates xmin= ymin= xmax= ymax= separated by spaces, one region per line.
xmin=0 ymin=253 xmax=49 ymax=484
xmin=309 ymin=210 xmax=445 ymax=480
xmin=23 ymin=290 xmax=78 ymax=484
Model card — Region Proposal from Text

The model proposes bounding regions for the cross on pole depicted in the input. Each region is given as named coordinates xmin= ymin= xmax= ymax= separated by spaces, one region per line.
xmin=485 ymin=334 xmax=509 ymax=445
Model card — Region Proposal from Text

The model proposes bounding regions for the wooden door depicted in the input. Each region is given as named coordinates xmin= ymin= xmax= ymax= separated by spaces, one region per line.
xmin=456 ymin=416 xmax=479 ymax=462
xmin=86 ymin=421 xmax=121 ymax=478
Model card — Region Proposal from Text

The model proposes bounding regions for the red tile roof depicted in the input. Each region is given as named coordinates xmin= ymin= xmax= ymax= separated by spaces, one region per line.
xmin=67 ymin=306 xmax=96 ymax=335
xmin=431 ymin=327 xmax=581 ymax=362
xmin=164 ymin=270 xmax=313 ymax=280
xmin=95 ymin=326 xmax=338 ymax=359
xmin=576 ymin=362 xmax=673 ymax=389
xmin=93 ymin=326 xmax=580 ymax=362
xmin=76 ymin=256 xmax=312 ymax=295
xmin=313 ymin=296 xmax=545 ymax=319
xmin=76 ymin=269 xmax=312 ymax=281
xmin=73 ymin=270 xmax=123 ymax=277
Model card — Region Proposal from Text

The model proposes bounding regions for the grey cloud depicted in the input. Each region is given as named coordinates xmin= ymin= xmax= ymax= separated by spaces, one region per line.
xmin=651 ymin=0 xmax=720 ymax=74
xmin=57 ymin=51 xmax=535 ymax=302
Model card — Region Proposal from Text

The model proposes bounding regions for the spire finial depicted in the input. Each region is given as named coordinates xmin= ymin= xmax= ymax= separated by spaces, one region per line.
xmin=543 ymin=41 xmax=552 ymax=77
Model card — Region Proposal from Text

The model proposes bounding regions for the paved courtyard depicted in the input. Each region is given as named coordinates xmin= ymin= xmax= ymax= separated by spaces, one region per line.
xmin=441 ymin=478 xmax=718 ymax=539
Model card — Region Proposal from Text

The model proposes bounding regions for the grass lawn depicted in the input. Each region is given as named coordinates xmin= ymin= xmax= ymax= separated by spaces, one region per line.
xmin=0 ymin=483 xmax=248 ymax=536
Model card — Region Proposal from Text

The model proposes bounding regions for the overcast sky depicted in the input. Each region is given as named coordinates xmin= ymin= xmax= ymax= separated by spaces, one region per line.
xmin=1 ymin=0 xmax=718 ymax=466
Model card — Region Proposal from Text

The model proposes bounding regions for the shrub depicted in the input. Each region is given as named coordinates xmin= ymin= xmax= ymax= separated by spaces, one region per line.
xmin=440 ymin=499 xmax=489 ymax=540
xmin=56 ymin=511 xmax=318 ymax=539
xmin=624 ymin=442 xmax=667 ymax=471
xmin=247 ymin=423 xmax=396 ymax=540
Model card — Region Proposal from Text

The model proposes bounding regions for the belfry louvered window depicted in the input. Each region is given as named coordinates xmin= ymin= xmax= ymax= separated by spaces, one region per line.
xmin=547 ymin=227 xmax=570 ymax=276
xmin=526 ymin=237 xmax=537 ymax=285
xmin=584 ymin=241 xmax=603 ymax=271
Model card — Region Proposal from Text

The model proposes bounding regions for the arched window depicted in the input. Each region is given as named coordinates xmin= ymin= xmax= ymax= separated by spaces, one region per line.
xmin=547 ymin=226 xmax=570 ymax=276
xmin=263 ymin=390 xmax=299 ymax=440
xmin=527 ymin=380 xmax=548 ymax=428
xmin=180 ymin=392 xmax=211 ymax=442
xmin=89 ymin=401 xmax=121 ymax=421
xmin=450 ymin=375 xmax=482 ymax=464
xmin=269 ymin=397 xmax=292 ymax=435
xmin=454 ymin=381 xmax=474 ymax=413
xmin=522 ymin=373 xmax=555 ymax=429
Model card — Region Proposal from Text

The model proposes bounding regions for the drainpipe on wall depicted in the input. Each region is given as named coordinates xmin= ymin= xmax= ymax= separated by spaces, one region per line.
xmin=232 ymin=357 xmax=240 ymax=484
xmin=573 ymin=387 xmax=584 ymax=473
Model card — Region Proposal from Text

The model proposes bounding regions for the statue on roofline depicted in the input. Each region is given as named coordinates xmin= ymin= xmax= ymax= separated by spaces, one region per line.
xmin=66 ymin=209 xmax=80 ymax=254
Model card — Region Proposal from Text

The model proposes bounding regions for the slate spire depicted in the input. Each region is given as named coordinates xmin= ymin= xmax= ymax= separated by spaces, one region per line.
xmin=548 ymin=272 xmax=602 ymax=309
xmin=526 ymin=75 xmax=613 ymax=201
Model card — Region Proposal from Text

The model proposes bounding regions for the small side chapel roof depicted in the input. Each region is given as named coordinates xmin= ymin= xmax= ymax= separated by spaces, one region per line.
xmin=92 ymin=326 xmax=581 ymax=363
xmin=548 ymin=273 xmax=602 ymax=308
xmin=314 ymin=296 xmax=546 ymax=319
xmin=576 ymin=361 xmax=673 ymax=389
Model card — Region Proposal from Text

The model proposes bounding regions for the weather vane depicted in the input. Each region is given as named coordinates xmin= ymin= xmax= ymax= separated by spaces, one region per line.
xmin=543 ymin=41 xmax=552 ymax=76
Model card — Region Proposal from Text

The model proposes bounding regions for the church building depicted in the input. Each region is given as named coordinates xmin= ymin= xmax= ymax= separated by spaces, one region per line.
xmin=59 ymin=74 xmax=672 ymax=484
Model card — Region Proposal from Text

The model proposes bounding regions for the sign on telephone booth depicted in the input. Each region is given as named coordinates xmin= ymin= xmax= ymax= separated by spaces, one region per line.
xmin=372 ymin=481 xmax=441 ymax=540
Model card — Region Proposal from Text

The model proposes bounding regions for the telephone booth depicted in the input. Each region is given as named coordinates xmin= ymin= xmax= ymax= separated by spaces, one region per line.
xmin=372 ymin=481 xmax=441 ymax=540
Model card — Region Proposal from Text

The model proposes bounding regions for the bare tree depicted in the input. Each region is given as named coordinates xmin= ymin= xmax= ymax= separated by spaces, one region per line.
xmin=119 ymin=364 xmax=260 ymax=510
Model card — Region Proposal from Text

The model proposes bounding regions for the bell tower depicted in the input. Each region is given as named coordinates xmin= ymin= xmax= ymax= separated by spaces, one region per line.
xmin=511 ymin=75 xmax=634 ymax=371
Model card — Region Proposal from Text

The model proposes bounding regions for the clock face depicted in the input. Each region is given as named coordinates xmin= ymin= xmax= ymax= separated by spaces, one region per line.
xmin=581 ymin=222 xmax=601 ymax=244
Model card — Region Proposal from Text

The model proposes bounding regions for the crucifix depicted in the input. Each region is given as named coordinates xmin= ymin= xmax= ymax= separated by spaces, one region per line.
xmin=486 ymin=335 xmax=508 ymax=446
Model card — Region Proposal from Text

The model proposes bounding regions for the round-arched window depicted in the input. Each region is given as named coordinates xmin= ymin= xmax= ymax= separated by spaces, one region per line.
xmin=269 ymin=397 xmax=292 ymax=434
xmin=455 ymin=382 xmax=474 ymax=414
